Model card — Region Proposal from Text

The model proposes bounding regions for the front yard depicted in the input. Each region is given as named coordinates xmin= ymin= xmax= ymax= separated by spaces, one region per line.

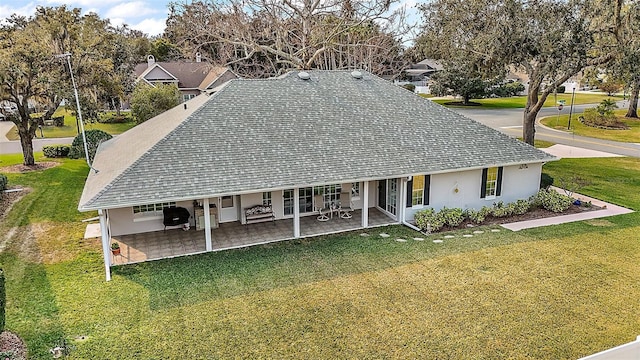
xmin=1 ymin=155 xmax=639 ymax=358
xmin=430 ymin=93 xmax=623 ymax=109
xmin=540 ymin=110 xmax=640 ymax=143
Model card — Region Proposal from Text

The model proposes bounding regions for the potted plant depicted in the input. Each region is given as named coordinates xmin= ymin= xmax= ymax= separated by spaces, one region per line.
xmin=111 ymin=242 xmax=121 ymax=256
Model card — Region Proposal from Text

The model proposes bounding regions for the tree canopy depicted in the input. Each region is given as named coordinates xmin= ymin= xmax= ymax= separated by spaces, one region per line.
xmin=417 ymin=0 xmax=623 ymax=144
xmin=165 ymin=0 xmax=411 ymax=78
xmin=0 ymin=6 xmax=142 ymax=165
xmin=130 ymin=83 xmax=181 ymax=124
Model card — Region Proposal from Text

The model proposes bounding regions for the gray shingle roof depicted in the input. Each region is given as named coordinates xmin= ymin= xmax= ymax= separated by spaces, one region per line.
xmin=79 ymin=70 xmax=556 ymax=211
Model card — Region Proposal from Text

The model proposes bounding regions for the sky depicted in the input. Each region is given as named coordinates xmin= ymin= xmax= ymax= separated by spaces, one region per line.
xmin=0 ymin=1 xmax=422 ymax=38
xmin=0 ymin=0 xmax=172 ymax=36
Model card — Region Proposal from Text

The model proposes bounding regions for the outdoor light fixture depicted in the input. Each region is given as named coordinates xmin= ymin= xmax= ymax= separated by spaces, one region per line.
xmin=55 ymin=53 xmax=99 ymax=174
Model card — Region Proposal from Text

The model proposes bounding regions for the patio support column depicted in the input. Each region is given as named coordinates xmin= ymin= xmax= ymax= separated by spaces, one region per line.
xmin=398 ymin=177 xmax=406 ymax=224
xmin=203 ymin=198 xmax=213 ymax=251
xmin=293 ymin=188 xmax=300 ymax=238
xmin=98 ymin=209 xmax=111 ymax=281
xmin=361 ymin=181 xmax=369 ymax=228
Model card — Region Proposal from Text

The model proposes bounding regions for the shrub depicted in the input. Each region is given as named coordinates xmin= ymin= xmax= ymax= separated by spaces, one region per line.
xmin=540 ymin=173 xmax=554 ymax=189
xmin=69 ymin=129 xmax=112 ymax=161
xmin=43 ymin=145 xmax=71 ymax=158
xmin=415 ymin=208 xmax=444 ymax=233
xmin=531 ymin=188 xmax=573 ymax=213
xmin=0 ymin=174 xmax=7 ymax=192
xmin=556 ymin=85 xmax=566 ymax=93
xmin=465 ymin=206 xmax=492 ymax=224
xmin=512 ymin=199 xmax=532 ymax=215
xmin=440 ymin=207 xmax=465 ymax=227
xmin=98 ymin=113 xmax=133 ymax=124
xmin=402 ymin=83 xmax=416 ymax=92
xmin=52 ymin=115 xmax=65 ymax=127
xmin=491 ymin=201 xmax=513 ymax=218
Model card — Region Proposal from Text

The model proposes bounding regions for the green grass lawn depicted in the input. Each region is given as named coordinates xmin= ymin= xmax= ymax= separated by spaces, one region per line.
xmin=4 ymin=109 xmax=136 ymax=141
xmin=540 ymin=110 xmax=640 ymax=143
xmin=431 ymin=93 xmax=623 ymax=109
xmin=1 ymin=156 xmax=639 ymax=358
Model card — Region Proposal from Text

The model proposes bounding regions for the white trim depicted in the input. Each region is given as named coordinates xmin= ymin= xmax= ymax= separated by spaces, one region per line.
xmin=204 ymin=198 xmax=212 ymax=251
xmin=98 ymin=209 xmax=111 ymax=281
xmin=361 ymin=181 xmax=369 ymax=227
xmin=132 ymin=215 xmax=162 ymax=222
xmin=293 ymin=188 xmax=300 ymax=238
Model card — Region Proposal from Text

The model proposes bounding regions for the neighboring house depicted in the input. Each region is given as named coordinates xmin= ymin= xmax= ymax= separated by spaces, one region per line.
xmin=133 ymin=54 xmax=238 ymax=102
xmin=395 ymin=58 xmax=444 ymax=93
xmin=79 ymin=70 xmax=556 ymax=280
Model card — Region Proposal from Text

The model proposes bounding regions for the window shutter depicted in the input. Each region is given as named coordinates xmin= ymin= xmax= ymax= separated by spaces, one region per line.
xmin=424 ymin=175 xmax=431 ymax=205
xmin=480 ymin=168 xmax=488 ymax=198
xmin=406 ymin=178 xmax=413 ymax=207
xmin=496 ymin=167 xmax=504 ymax=196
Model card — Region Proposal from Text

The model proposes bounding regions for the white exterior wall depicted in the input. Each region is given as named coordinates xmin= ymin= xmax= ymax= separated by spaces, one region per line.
xmin=109 ymin=200 xmax=193 ymax=236
xmin=404 ymin=164 xmax=543 ymax=221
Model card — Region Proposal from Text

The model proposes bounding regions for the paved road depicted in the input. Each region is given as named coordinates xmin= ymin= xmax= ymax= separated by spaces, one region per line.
xmin=452 ymin=100 xmax=640 ymax=158
xmin=0 ymin=121 xmax=74 ymax=155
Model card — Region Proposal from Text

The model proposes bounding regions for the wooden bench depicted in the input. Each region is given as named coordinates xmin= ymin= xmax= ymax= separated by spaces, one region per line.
xmin=244 ymin=204 xmax=275 ymax=224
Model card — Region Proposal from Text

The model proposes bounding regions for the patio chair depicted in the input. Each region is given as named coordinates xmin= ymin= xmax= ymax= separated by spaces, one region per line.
xmin=314 ymin=195 xmax=330 ymax=222
xmin=338 ymin=192 xmax=353 ymax=219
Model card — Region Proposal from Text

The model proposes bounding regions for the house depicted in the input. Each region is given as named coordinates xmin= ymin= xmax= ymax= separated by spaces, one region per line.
xmin=78 ymin=70 xmax=556 ymax=281
xmin=133 ymin=54 xmax=238 ymax=102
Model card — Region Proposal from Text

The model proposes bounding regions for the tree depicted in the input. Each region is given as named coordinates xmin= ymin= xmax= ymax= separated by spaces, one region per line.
xmin=417 ymin=0 xmax=623 ymax=145
xmin=0 ymin=6 xmax=139 ymax=165
xmin=430 ymin=65 xmax=496 ymax=104
xmin=165 ymin=0 xmax=411 ymax=78
xmin=598 ymin=79 xmax=623 ymax=96
xmin=130 ymin=83 xmax=181 ymax=123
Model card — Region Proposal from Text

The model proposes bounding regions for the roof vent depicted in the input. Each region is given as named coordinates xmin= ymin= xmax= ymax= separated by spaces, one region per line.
xmin=351 ymin=70 xmax=363 ymax=79
xmin=298 ymin=71 xmax=310 ymax=80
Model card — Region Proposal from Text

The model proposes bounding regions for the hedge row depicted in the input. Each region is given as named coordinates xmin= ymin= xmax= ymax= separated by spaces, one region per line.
xmin=415 ymin=189 xmax=574 ymax=233
xmin=42 ymin=145 xmax=71 ymax=158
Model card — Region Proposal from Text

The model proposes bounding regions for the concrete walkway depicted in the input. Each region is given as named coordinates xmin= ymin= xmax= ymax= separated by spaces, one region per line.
xmin=501 ymin=189 xmax=633 ymax=231
xmin=541 ymin=144 xmax=625 ymax=158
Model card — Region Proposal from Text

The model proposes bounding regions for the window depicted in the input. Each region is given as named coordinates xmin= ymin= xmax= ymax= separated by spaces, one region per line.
xmin=412 ymin=175 xmax=425 ymax=206
xmin=133 ymin=202 xmax=175 ymax=217
xmin=406 ymin=175 xmax=430 ymax=207
xmin=299 ymin=187 xmax=313 ymax=213
xmin=221 ymin=195 xmax=234 ymax=208
xmin=481 ymin=167 xmax=503 ymax=199
xmin=314 ymin=184 xmax=342 ymax=208
xmin=262 ymin=192 xmax=272 ymax=206
xmin=283 ymin=190 xmax=294 ymax=215
xmin=351 ymin=182 xmax=360 ymax=197
xmin=182 ymin=94 xmax=196 ymax=102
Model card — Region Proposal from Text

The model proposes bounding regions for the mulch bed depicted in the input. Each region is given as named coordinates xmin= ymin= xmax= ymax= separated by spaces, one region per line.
xmin=0 ymin=161 xmax=60 ymax=173
xmin=0 ymin=331 xmax=27 ymax=360
xmin=0 ymin=187 xmax=31 ymax=222
xmin=436 ymin=203 xmax=602 ymax=233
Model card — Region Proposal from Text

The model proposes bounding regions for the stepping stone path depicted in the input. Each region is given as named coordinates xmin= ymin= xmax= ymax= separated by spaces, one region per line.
xmin=491 ymin=229 xmax=501 ymax=233
xmin=379 ymin=233 xmax=390 ymax=238
xmin=444 ymin=235 xmax=455 ymax=239
xmin=413 ymin=237 xmax=425 ymax=241
xmin=396 ymin=238 xmax=407 ymax=242
xmin=473 ymin=230 xmax=484 ymax=234
xmin=433 ymin=239 xmax=443 ymax=243
xmin=360 ymin=233 xmax=370 ymax=237
xmin=463 ymin=234 xmax=473 ymax=238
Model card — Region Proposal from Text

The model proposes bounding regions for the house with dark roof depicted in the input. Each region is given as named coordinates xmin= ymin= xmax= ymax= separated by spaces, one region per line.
xmin=79 ymin=70 xmax=556 ymax=280
xmin=133 ymin=54 xmax=238 ymax=102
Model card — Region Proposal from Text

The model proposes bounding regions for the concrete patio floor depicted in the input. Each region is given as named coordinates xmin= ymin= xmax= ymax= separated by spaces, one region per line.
xmin=111 ymin=208 xmax=395 ymax=265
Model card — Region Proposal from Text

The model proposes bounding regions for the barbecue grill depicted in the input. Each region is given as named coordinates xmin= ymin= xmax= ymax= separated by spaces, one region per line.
xmin=162 ymin=207 xmax=191 ymax=230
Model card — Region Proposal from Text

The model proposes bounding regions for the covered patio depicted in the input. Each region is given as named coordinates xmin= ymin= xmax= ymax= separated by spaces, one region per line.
xmin=111 ymin=208 xmax=396 ymax=265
